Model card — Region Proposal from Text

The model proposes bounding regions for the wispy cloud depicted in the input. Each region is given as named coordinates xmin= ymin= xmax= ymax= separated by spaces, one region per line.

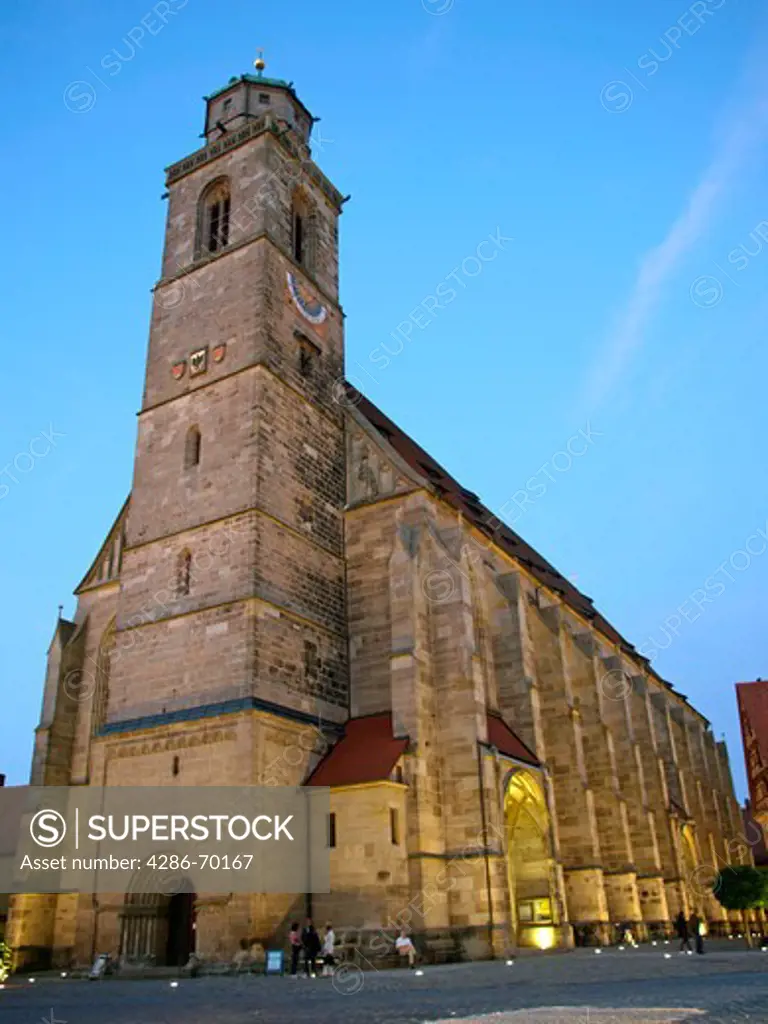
xmin=580 ymin=54 xmax=768 ymax=414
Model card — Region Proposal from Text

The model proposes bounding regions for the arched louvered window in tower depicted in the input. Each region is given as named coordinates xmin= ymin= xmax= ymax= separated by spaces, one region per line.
xmin=291 ymin=189 xmax=316 ymax=271
xmin=197 ymin=178 xmax=231 ymax=256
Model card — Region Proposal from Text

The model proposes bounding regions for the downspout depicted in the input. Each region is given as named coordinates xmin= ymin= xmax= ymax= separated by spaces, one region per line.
xmin=476 ymin=741 xmax=495 ymax=959
xmin=90 ymin=746 xmax=111 ymax=962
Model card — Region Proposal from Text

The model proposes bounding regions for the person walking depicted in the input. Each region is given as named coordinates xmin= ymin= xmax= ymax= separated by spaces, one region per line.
xmin=302 ymin=918 xmax=321 ymax=978
xmin=321 ymin=923 xmax=336 ymax=976
xmin=675 ymin=910 xmax=692 ymax=953
xmin=288 ymin=921 xmax=302 ymax=978
xmin=689 ymin=912 xmax=704 ymax=955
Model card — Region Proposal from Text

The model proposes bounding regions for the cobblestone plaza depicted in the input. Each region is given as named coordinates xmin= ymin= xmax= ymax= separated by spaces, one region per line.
xmin=2 ymin=946 xmax=767 ymax=1024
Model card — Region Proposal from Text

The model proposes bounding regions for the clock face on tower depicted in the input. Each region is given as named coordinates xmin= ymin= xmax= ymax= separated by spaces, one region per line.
xmin=286 ymin=271 xmax=328 ymax=326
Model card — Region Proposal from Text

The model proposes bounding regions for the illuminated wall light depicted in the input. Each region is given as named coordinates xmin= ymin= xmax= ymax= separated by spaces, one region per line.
xmin=531 ymin=927 xmax=556 ymax=951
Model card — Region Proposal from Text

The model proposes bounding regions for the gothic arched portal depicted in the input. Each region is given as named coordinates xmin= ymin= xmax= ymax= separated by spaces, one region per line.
xmin=504 ymin=769 xmax=557 ymax=948
xmin=680 ymin=823 xmax=705 ymax=918
xmin=119 ymin=869 xmax=196 ymax=967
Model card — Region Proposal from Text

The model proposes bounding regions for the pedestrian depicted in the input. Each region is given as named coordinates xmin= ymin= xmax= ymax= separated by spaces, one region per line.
xmin=321 ymin=923 xmax=336 ymax=976
xmin=395 ymin=928 xmax=417 ymax=968
xmin=231 ymin=938 xmax=251 ymax=974
xmin=302 ymin=917 xmax=321 ymax=978
xmin=689 ymin=912 xmax=704 ymax=955
xmin=675 ymin=910 xmax=692 ymax=953
xmin=288 ymin=921 xmax=302 ymax=978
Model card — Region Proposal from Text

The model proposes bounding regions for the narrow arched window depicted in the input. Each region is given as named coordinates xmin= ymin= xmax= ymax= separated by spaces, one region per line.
xmin=291 ymin=190 xmax=315 ymax=270
xmin=293 ymin=209 xmax=304 ymax=263
xmin=184 ymin=426 xmax=201 ymax=469
xmin=92 ymin=619 xmax=116 ymax=735
xmin=198 ymin=178 xmax=231 ymax=256
xmin=177 ymin=550 xmax=192 ymax=596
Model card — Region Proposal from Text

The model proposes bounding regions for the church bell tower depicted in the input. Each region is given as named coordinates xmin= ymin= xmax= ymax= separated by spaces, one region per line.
xmin=107 ymin=56 xmax=349 ymax=768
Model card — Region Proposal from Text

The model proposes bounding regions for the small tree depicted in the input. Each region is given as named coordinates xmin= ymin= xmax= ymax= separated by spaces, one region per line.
xmin=0 ymin=941 xmax=12 ymax=983
xmin=713 ymin=866 xmax=768 ymax=946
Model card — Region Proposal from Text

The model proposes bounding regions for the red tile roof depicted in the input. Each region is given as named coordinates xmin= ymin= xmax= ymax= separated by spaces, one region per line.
xmin=486 ymin=713 xmax=540 ymax=767
xmin=306 ymin=713 xmax=408 ymax=787
xmin=349 ymin=385 xmax=696 ymax=718
xmin=306 ymin=712 xmax=540 ymax=787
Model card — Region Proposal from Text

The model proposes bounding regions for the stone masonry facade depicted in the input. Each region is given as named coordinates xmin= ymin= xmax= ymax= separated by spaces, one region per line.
xmin=7 ymin=67 xmax=757 ymax=971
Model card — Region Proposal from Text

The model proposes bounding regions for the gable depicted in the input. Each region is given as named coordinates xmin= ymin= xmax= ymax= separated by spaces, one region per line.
xmin=346 ymin=405 xmax=426 ymax=507
xmin=76 ymin=497 xmax=130 ymax=594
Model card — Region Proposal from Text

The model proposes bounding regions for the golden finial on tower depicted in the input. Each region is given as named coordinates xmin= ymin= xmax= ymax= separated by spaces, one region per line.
xmin=254 ymin=49 xmax=266 ymax=76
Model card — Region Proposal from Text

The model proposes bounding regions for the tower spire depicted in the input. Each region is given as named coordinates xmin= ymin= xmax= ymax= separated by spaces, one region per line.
xmin=254 ymin=48 xmax=266 ymax=77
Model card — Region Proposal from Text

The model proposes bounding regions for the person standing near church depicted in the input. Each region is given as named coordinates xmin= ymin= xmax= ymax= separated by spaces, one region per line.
xmin=288 ymin=922 xmax=302 ymax=977
xmin=302 ymin=918 xmax=321 ymax=978
xmin=689 ymin=912 xmax=704 ymax=955
xmin=321 ymin=923 xmax=336 ymax=976
xmin=675 ymin=911 xmax=692 ymax=953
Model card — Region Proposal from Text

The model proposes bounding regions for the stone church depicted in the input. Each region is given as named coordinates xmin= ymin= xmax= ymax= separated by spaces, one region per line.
xmin=8 ymin=63 xmax=752 ymax=969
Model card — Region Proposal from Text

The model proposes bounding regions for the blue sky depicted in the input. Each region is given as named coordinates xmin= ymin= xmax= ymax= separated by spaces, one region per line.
xmin=1 ymin=0 xmax=766 ymax=801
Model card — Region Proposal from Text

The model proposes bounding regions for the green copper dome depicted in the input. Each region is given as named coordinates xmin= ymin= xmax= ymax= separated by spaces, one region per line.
xmin=205 ymin=74 xmax=293 ymax=102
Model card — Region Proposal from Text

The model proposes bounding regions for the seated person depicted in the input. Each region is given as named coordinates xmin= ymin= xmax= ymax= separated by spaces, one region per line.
xmin=231 ymin=939 xmax=252 ymax=972
xmin=395 ymin=928 xmax=417 ymax=968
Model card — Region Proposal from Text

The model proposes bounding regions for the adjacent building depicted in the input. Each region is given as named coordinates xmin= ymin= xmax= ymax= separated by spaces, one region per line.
xmin=737 ymin=680 xmax=768 ymax=836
